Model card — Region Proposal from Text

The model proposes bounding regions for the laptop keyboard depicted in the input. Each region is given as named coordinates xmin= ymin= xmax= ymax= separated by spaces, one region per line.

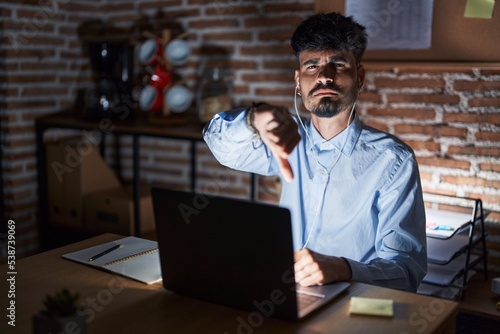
xmin=297 ymin=290 xmax=325 ymax=309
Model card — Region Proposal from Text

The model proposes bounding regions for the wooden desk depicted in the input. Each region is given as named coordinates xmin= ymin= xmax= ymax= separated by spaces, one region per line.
xmin=1 ymin=234 xmax=459 ymax=334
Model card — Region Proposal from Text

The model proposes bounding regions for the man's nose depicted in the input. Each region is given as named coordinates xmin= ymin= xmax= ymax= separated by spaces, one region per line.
xmin=317 ymin=65 xmax=335 ymax=84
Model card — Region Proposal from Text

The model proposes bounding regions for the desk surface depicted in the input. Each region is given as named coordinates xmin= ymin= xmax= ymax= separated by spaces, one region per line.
xmin=1 ymin=234 xmax=459 ymax=334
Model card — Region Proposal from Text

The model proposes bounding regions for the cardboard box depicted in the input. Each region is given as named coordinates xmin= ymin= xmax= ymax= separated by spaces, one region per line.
xmin=46 ymin=137 xmax=121 ymax=228
xmin=84 ymin=186 xmax=154 ymax=236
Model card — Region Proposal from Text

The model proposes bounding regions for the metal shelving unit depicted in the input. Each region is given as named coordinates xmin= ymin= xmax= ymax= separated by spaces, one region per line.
xmin=417 ymin=194 xmax=488 ymax=300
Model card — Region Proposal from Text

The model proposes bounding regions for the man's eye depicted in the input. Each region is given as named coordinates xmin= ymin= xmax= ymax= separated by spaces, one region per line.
xmin=306 ymin=65 xmax=317 ymax=70
xmin=335 ymin=63 xmax=345 ymax=68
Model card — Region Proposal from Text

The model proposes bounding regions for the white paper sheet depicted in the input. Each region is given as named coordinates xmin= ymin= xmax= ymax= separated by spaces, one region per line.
xmin=345 ymin=0 xmax=434 ymax=50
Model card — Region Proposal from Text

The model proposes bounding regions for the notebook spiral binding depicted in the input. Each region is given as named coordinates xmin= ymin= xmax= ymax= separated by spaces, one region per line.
xmin=104 ymin=248 xmax=159 ymax=267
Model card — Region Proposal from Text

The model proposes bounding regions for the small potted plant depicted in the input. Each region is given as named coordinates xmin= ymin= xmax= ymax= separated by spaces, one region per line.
xmin=33 ymin=289 xmax=87 ymax=334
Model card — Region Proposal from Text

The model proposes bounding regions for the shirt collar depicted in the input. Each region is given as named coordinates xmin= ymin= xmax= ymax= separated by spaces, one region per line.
xmin=306 ymin=114 xmax=362 ymax=157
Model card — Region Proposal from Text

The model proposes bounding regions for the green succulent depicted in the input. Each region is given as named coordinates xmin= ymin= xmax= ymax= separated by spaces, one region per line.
xmin=42 ymin=289 xmax=80 ymax=317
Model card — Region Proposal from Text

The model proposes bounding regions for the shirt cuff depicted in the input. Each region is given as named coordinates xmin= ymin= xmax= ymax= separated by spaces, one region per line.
xmin=343 ymin=258 xmax=366 ymax=283
xmin=218 ymin=107 xmax=256 ymax=141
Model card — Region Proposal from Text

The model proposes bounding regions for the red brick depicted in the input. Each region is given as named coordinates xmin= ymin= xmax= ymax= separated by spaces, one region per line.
xmin=244 ymin=16 xmax=303 ymax=28
xmin=263 ymin=59 xmax=297 ymax=70
xmin=232 ymin=85 xmax=250 ymax=95
xmin=4 ymin=48 xmax=55 ymax=58
xmin=22 ymin=87 xmax=68 ymax=96
xmin=202 ymin=32 xmax=252 ymax=42
xmin=6 ymin=100 xmax=56 ymax=109
xmin=4 ymin=188 xmax=34 ymax=202
xmin=139 ymin=0 xmax=182 ymax=10
xmin=258 ymin=30 xmax=293 ymax=42
xmin=374 ymin=78 xmax=445 ymax=89
xmin=188 ymin=19 xmax=239 ymax=29
xmin=405 ymin=140 xmax=440 ymax=152
xmin=468 ymin=97 xmax=500 ymax=108
xmin=387 ymin=94 xmax=460 ymax=105
xmin=363 ymin=120 xmax=389 ymax=132
xmin=454 ymin=80 xmax=500 ymax=91
xmin=263 ymin=3 xmax=314 ymax=13
xmin=396 ymin=67 xmax=474 ymax=75
xmin=3 ymin=125 xmax=35 ymax=135
xmin=99 ymin=3 xmax=135 ymax=11
xmin=416 ymin=157 xmax=470 ymax=170
xmin=476 ymin=131 xmax=500 ymax=142
xmin=3 ymin=0 xmax=39 ymax=4
xmin=205 ymin=4 xmax=258 ymax=16
xmin=20 ymin=62 xmax=66 ymax=71
xmin=421 ymin=187 xmax=457 ymax=197
xmin=479 ymin=162 xmax=500 ymax=173
xmin=1 ymin=8 xmax=12 ymax=16
xmin=241 ymin=72 xmax=294 ymax=83
xmin=255 ymin=87 xmax=295 ymax=97
xmin=395 ymin=124 xmax=467 ymax=139
xmin=443 ymin=113 xmax=500 ymax=125
xmin=435 ymin=204 xmax=471 ymax=215
xmin=419 ymin=171 xmax=433 ymax=182
xmin=441 ymin=175 xmax=500 ymax=189
xmin=448 ymin=145 xmax=500 ymax=157
xmin=357 ymin=92 xmax=382 ymax=103
xmin=367 ymin=107 xmax=435 ymax=120
xmin=240 ymin=45 xmax=291 ymax=56
xmin=464 ymin=192 xmax=500 ymax=207
xmin=194 ymin=44 xmax=235 ymax=56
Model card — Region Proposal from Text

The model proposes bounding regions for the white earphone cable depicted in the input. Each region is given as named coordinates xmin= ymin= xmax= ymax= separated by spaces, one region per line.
xmin=294 ymin=84 xmax=356 ymax=249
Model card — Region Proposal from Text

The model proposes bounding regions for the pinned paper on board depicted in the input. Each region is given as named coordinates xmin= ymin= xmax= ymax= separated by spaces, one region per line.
xmin=345 ymin=0 xmax=434 ymax=50
xmin=464 ymin=0 xmax=495 ymax=18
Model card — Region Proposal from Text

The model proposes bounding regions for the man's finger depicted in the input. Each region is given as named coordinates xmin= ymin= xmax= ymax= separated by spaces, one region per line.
xmin=278 ymin=157 xmax=294 ymax=182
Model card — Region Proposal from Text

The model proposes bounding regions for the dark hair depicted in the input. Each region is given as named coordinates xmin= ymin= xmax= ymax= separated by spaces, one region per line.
xmin=291 ymin=12 xmax=367 ymax=64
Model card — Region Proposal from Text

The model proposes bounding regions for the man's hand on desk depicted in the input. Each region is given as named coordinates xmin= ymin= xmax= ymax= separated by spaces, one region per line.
xmin=294 ymin=248 xmax=352 ymax=286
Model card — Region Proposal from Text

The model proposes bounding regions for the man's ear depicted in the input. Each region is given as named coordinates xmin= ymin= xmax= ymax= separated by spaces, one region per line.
xmin=357 ymin=64 xmax=365 ymax=91
xmin=294 ymin=70 xmax=300 ymax=89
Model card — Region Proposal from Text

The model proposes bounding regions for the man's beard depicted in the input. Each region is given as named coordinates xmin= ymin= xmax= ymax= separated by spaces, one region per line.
xmin=309 ymin=83 xmax=357 ymax=118
xmin=311 ymin=97 xmax=343 ymax=118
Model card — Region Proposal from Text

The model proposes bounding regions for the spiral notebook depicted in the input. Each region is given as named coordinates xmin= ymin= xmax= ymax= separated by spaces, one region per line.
xmin=62 ymin=236 xmax=162 ymax=284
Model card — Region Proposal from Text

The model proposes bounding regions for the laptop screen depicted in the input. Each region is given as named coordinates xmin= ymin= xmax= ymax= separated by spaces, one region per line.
xmin=152 ymin=188 xmax=299 ymax=319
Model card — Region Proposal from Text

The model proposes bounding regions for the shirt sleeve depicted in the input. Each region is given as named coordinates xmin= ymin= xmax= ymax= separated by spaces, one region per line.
xmin=344 ymin=151 xmax=427 ymax=292
xmin=202 ymin=108 xmax=279 ymax=176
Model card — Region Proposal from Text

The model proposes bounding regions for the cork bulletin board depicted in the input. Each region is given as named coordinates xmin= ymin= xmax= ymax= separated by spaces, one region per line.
xmin=315 ymin=0 xmax=500 ymax=62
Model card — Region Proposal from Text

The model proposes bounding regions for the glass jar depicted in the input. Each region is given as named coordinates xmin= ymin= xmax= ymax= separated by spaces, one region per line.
xmin=196 ymin=67 xmax=232 ymax=123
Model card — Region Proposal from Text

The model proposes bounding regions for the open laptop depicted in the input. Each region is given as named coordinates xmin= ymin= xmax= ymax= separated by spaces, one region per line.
xmin=151 ymin=187 xmax=350 ymax=320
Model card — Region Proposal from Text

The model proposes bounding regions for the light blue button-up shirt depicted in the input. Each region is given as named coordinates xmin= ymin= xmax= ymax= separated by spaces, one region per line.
xmin=203 ymin=107 xmax=427 ymax=292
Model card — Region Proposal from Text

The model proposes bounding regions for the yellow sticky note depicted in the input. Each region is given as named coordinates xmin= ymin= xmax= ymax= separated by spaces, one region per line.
xmin=349 ymin=297 xmax=394 ymax=317
xmin=464 ymin=0 xmax=495 ymax=18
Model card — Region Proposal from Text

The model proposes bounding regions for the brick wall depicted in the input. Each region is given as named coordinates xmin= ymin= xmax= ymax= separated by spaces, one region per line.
xmin=1 ymin=1 xmax=499 ymax=272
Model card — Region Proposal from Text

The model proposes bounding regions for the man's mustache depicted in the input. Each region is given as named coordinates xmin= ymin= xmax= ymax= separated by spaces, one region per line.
xmin=309 ymin=83 xmax=342 ymax=96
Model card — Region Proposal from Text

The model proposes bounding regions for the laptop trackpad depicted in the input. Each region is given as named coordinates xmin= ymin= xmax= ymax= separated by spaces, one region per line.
xmin=296 ymin=282 xmax=350 ymax=318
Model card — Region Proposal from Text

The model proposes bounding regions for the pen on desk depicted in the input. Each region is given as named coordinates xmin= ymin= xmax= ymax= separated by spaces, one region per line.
xmin=88 ymin=244 xmax=123 ymax=262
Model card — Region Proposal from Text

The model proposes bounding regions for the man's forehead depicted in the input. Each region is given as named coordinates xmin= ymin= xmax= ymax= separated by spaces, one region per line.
xmin=298 ymin=49 xmax=355 ymax=63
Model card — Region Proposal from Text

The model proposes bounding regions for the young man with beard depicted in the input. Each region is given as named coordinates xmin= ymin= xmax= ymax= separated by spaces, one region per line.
xmin=203 ymin=12 xmax=427 ymax=292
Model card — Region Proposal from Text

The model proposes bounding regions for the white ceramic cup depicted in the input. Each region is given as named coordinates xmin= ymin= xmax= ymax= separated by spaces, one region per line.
xmin=165 ymin=85 xmax=193 ymax=113
xmin=164 ymin=39 xmax=191 ymax=66
xmin=139 ymin=85 xmax=162 ymax=111
xmin=138 ymin=38 xmax=161 ymax=66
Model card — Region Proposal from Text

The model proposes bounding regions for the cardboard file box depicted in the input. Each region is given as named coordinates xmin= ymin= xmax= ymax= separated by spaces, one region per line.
xmin=84 ymin=186 xmax=154 ymax=236
xmin=45 ymin=137 xmax=121 ymax=228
